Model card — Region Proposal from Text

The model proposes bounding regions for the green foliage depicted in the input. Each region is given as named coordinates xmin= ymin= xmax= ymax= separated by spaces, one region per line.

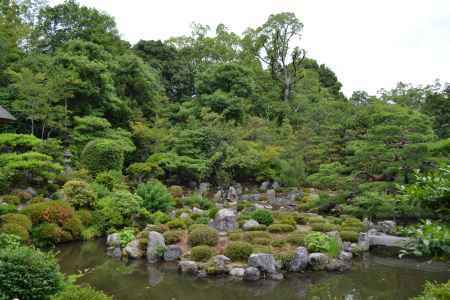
xmin=51 ymin=285 xmax=112 ymax=300
xmin=167 ymin=218 xmax=187 ymax=230
xmin=0 ymin=223 xmax=29 ymax=241
xmin=268 ymin=223 xmax=295 ymax=233
xmin=95 ymin=170 xmax=125 ymax=191
xmin=304 ymin=231 xmax=332 ymax=253
xmin=118 ymin=228 xmax=135 ymax=248
xmin=183 ymin=193 xmax=213 ymax=210
xmin=191 ymin=245 xmax=214 ymax=262
xmin=0 ymin=246 xmax=64 ymax=300
xmin=189 ymin=226 xmax=219 ymax=246
xmin=32 ymin=223 xmax=64 ymax=245
xmin=81 ymin=139 xmax=125 ymax=174
xmin=251 ymin=209 xmax=273 ymax=226
xmin=0 ymin=204 xmax=17 ymax=215
xmin=411 ymin=280 xmax=450 ymax=300
xmin=224 ymin=241 xmax=253 ymax=261
xmin=307 ymin=162 xmax=351 ymax=190
xmin=0 ymin=133 xmax=42 ymax=152
xmin=163 ymin=230 xmax=183 ymax=244
xmin=286 ymin=232 xmax=307 ymax=246
xmin=0 ymin=213 xmax=32 ymax=231
xmin=340 ymin=231 xmax=359 ymax=242
xmin=22 ymin=200 xmax=75 ymax=226
xmin=136 ymin=180 xmax=173 ymax=213
xmin=63 ymin=180 xmax=97 ymax=209
xmin=152 ymin=211 xmax=170 ymax=224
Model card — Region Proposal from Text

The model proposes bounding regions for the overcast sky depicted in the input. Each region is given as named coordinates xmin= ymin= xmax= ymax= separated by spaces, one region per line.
xmin=49 ymin=0 xmax=450 ymax=96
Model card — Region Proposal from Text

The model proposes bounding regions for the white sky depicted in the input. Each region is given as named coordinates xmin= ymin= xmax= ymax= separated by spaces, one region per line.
xmin=49 ymin=0 xmax=450 ymax=96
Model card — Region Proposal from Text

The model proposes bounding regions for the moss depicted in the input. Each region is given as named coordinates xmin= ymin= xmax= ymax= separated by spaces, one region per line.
xmin=1 ymin=195 xmax=20 ymax=205
xmin=191 ymin=245 xmax=214 ymax=262
xmin=268 ymin=224 xmax=295 ymax=233
xmin=224 ymin=242 xmax=253 ymax=261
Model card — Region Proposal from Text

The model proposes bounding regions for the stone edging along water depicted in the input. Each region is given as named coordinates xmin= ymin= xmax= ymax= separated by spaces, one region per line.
xmin=105 ymin=210 xmax=415 ymax=282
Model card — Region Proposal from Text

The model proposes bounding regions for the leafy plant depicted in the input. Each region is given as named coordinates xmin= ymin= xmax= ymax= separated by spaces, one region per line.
xmin=118 ymin=228 xmax=135 ymax=248
xmin=251 ymin=209 xmax=273 ymax=226
xmin=136 ymin=180 xmax=173 ymax=213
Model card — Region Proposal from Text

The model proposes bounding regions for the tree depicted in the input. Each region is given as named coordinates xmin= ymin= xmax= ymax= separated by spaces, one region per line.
xmin=253 ymin=12 xmax=306 ymax=101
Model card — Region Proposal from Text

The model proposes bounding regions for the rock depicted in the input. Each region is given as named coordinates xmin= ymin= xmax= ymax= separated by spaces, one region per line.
xmin=180 ymin=212 xmax=190 ymax=219
xmin=326 ymin=258 xmax=351 ymax=272
xmin=308 ymin=253 xmax=329 ymax=271
xmin=343 ymin=241 xmax=352 ymax=253
xmin=268 ymin=272 xmax=284 ymax=280
xmin=24 ymin=187 xmax=37 ymax=197
xmin=211 ymin=208 xmax=237 ymax=231
xmin=377 ymin=220 xmax=396 ymax=234
xmin=260 ymin=181 xmax=271 ymax=191
xmin=227 ymin=186 xmax=238 ymax=201
xmin=106 ymin=233 xmax=121 ymax=247
xmin=199 ymin=182 xmax=210 ymax=195
xmin=164 ymin=245 xmax=183 ymax=261
xmin=230 ymin=267 xmax=245 ymax=277
xmin=241 ymin=193 xmax=261 ymax=202
xmin=234 ymin=183 xmax=243 ymax=196
xmin=337 ymin=251 xmax=353 ymax=262
xmin=243 ymin=219 xmax=260 ymax=230
xmin=266 ymin=189 xmax=276 ymax=204
xmin=289 ymin=247 xmax=309 ymax=272
xmin=212 ymin=255 xmax=231 ymax=267
xmin=272 ymin=181 xmax=280 ymax=190
xmin=243 ymin=267 xmax=261 ymax=281
xmin=147 ymin=231 xmax=166 ymax=263
xmin=368 ymin=232 xmax=412 ymax=249
xmin=197 ymin=270 xmax=207 ymax=278
xmin=107 ymin=246 xmax=122 ymax=258
xmin=287 ymin=191 xmax=303 ymax=202
xmin=248 ymin=253 xmax=277 ymax=274
xmin=326 ymin=231 xmax=343 ymax=248
xmin=213 ymin=190 xmax=222 ymax=202
xmin=192 ymin=207 xmax=205 ymax=214
xmin=358 ymin=232 xmax=370 ymax=251
xmin=206 ymin=255 xmax=231 ymax=275
xmin=178 ymin=260 xmax=198 ymax=274
xmin=124 ymin=239 xmax=144 ymax=259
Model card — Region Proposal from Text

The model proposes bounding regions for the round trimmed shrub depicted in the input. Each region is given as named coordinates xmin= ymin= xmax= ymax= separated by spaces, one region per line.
xmin=0 ymin=223 xmax=29 ymax=241
xmin=76 ymin=209 xmax=93 ymax=226
xmin=1 ymin=194 xmax=20 ymax=205
xmin=243 ymin=231 xmax=271 ymax=243
xmin=0 ymin=246 xmax=63 ymax=300
xmin=136 ymin=180 xmax=173 ymax=213
xmin=152 ymin=211 xmax=170 ymax=224
xmin=189 ymin=223 xmax=209 ymax=232
xmin=286 ymin=232 xmax=306 ymax=246
xmin=0 ymin=213 xmax=32 ymax=231
xmin=32 ymin=223 xmax=63 ymax=245
xmin=163 ymin=230 xmax=183 ymax=244
xmin=22 ymin=200 xmax=75 ymax=226
xmin=189 ymin=226 xmax=218 ymax=246
xmin=169 ymin=185 xmax=184 ymax=198
xmin=81 ymin=139 xmax=124 ymax=174
xmin=62 ymin=216 xmax=83 ymax=239
xmin=310 ymin=222 xmax=337 ymax=232
xmin=95 ymin=170 xmax=124 ymax=191
xmin=63 ymin=180 xmax=97 ymax=209
xmin=224 ymin=241 xmax=253 ymax=261
xmin=251 ymin=209 xmax=273 ymax=226
xmin=167 ymin=218 xmax=187 ymax=230
xmin=340 ymin=230 xmax=359 ymax=242
xmin=51 ymin=285 xmax=111 ymax=300
xmin=268 ymin=224 xmax=295 ymax=233
xmin=191 ymin=245 xmax=214 ymax=262
xmin=0 ymin=204 xmax=17 ymax=215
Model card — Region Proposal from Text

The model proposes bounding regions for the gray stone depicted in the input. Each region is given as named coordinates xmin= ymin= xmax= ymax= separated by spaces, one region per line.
xmin=243 ymin=219 xmax=260 ymax=230
xmin=234 ymin=183 xmax=243 ymax=196
xmin=207 ymin=255 xmax=231 ymax=274
xmin=240 ymin=193 xmax=261 ymax=202
xmin=178 ymin=260 xmax=198 ymax=274
xmin=243 ymin=267 xmax=260 ymax=281
xmin=197 ymin=270 xmax=207 ymax=278
xmin=107 ymin=246 xmax=122 ymax=258
xmin=213 ymin=190 xmax=222 ymax=202
xmin=260 ymin=181 xmax=271 ymax=191
xmin=308 ymin=253 xmax=329 ymax=271
xmin=266 ymin=189 xmax=276 ymax=204
xmin=358 ymin=232 xmax=370 ymax=251
xmin=268 ymin=272 xmax=284 ymax=280
xmin=337 ymin=251 xmax=353 ymax=262
xmin=164 ymin=245 xmax=183 ymax=261
xmin=289 ymin=247 xmax=309 ymax=272
xmin=199 ymin=182 xmax=210 ymax=195
xmin=230 ymin=267 xmax=245 ymax=277
xmin=124 ymin=239 xmax=144 ymax=259
xmin=272 ymin=181 xmax=280 ymax=190
xmin=192 ymin=207 xmax=205 ymax=214
xmin=106 ymin=233 xmax=121 ymax=247
xmin=228 ymin=186 xmax=238 ymax=201
xmin=287 ymin=191 xmax=302 ymax=202
xmin=343 ymin=241 xmax=352 ymax=253
xmin=377 ymin=220 xmax=396 ymax=234
xmin=147 ymin=231 xmax=166 ymax=263
xmin=248 ymin=253 xmax=277 ymax=274
xmin=180 ymin=212 xmax=190 ymax=219
xmin=368 ymin=232 xmax=412 ymax=249
xmin=326 ymin=258 xmax=351 ymax=272
xmin=25 ymin=187 xmax=37 ymax=197
xmin=211 ymin=208 xmax=237 ymax=231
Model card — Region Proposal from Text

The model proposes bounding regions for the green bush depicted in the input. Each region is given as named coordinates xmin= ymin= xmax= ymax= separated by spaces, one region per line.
xmin=411 ymin=280 xmax=450 ymax=300
xmin=0 ymin=223 xmax=29 ymax=241
xmin=51 ymin=285 xmax=112 ymax=300
xmin=95 ymin=170 xmax=125 ymax=191
xmin=0 ymin=213 xmax=32 ymax=231
xmin=136 ymin=180 xmax=173 ymax=213
xmin=118 ymin=228 xmax=135 ymax=248
xmin=340 ymin=230 xmax=359 ymax=242
xmin=0 ymin=246 xmax=64 ymax=300
xmin=208 ymin=207 xmax=219 ymax=219
xmin=271 ymin=239 xmax=287 ymax=247
xmin=183 ymin=194 xmax=213 ymax=210
xmin=304 ymin=231 xmax=332 ymax=253
xmin=63 ymin=180 xmax=97 ymax=209
xmin=0 ymin=233 xmax=22 ymax=249
xmin=32 ymin=223 xmax=63 ymax=245
xmin=310 ymin=222 xmax=337 ymax=232
xmin=81 ymin=139 xmax=124 ymax=174
xmin=191 ymin=245 xmax=214 ymax=262
xmin=76 ymin=209 xmax=93 ymax=226
xmin=243 ymin=230 xmax=271 ymax=243
xmin=268 ymin=223 xmax=295 ymax=233
xmin=167 ymin=218 xmax=187 ymax=230
xmin=224 ymin=241 xmax=253 ymax=261
xmin=189 ymin=226 xmax=218 ymax=246
xmin=152 ymin=211 xmax=171 ymax=224
xmin=62 ymin=216 xmax=83 ymax=239
xmin=0 ymin=204 xmax=17 ymax=215
xmin=251 ymin=209 xmax=273 ymax=226
xmin=286 ymin=232 xmax=306 ymax=246
xmin=22 ymin=200 xmax=75 ymax=226
xmin=1 ymin=194 xmax=20 ymax=205
xmin=189 ymin=223 xmax=209 ymax=232
xmin=164 ymin=230 xmax=184 ymax=244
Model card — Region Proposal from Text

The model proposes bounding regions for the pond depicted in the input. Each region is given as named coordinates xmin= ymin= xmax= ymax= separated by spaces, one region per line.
xmin=57 ymin=240 xmax=449 ymax=300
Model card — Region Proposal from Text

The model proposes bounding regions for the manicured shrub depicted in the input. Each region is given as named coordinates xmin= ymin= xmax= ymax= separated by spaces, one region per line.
xmin=273 ymin=212 xmax=297 ymax=226
xmin=163 ymin=230 xmax=184 ymax=244
xmin=0 ymin=213 xmax=32 ymax=231
xmin=81 ymin=226 xmax=102 ymax=240
xmin=189 ymin=223 xmax=209 ymax=232
xmin=340 ymin=230 xmax=359 ymax=242
xmin=243 ymin=224 xmax=267 ymax=231
xmin=0 ymin=204 xmax=17 ymax=215
xmin=253 ymin=237 xmax=271 ymax=245
xmin=286 ymin=232 xmax=307 ymax=246
xmin=0 ymin=223 xmax=29 ymax=241
xmin=76 ymin=209 xmax=93 ymax=226
xmin=152 ymin=211 xmax=171 ymax=224
xmin=251 ymin=209 xmax=273 ymax=226
xmin=22 ymin=200 xmax=75 ymax=226
xmin=0 ymin=233 xmax=22 ymax=249
xmin=268 ymin=223 xmax=295 ymax=233
xmin=136 ymin=180 xmax=173 ymax=213
xmin=33 ymin=223 xmax=63 ymax=244
xmin=310 ymin=222 xmax=337 ymax=232
xmin=167 ymin=218 xmax=187 ymax=230
xmin=62 ymin=216 xmax=83 ymax=239
xmin=81 ymin=139 xmax=124 ymax=174
xmin=0 ymin=246 xmax=64 ymax=300
xmin=193 ymin=215 xmax=210 ymax=225
xmin=63 ymin=180 xmax=97 ymax=209
xmin=228 ymin=231 xmax=243 ymax=241
xmin=189 ymin=226 xmax=219 ymax=246
xmin=243 ymin=231 xmax=271 ymax=243
xmin=1 ymin=194 xmax=20 ymax=205
xmin=183 ymin=194 xmax=213 ymax=210
xmin=191 ymin=245 xmax=214 ymax=262
xmin=51 ymin=285 xmax=112 ymax=300
xmin=224 ymin=241 xmax=253 ymax=261
xmin=169 ymin=185 xmax=184 ymax=198
xmin=95 ymin=170 xmax=125 ymax=191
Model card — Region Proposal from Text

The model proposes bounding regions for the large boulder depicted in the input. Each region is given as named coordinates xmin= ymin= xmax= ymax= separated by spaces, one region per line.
xmin=376 ymin=220 xmax=396 ymax=234
xmin=164 ymin=245 xmax=183 ymax=261
xmin=260 ymin=181 xmax=271 ymax=191
xmin=147 ymin=231 xmax=166 ymax=263
xmin=308 ymin=253 xmax=329 ymax=271
xmin=358 ymin=232 xmax=370 ymax=251
xmin=227 ymin=186 xmax=238 ymax=201
xmin=248 ymin=253 xmax=277 ymax=274
xmin=243 ymin=267 xmax=260 ymax=281
xmin=337 ymin=251 xmax=353 ymax=262
xmin=368 ymin=232 xmax=412 ymax=249
xmin=289 ymin=247 xmax=309 ymax=272
xmin=199 ymin=182 xmax=210 ymax=196
xmin=230 ymin=267 xmax=245 ymax=277
xmin=124 ymin=239 xmax=145 ymax=259
xmin=326 ymin=258 xmax=351 ymax=272
xmin=178 ymin=260 xmax=198 ymax=274
xmin=243 ymin=219 xmax=260 ymax=231
xmin=266 ymin=189 xmax=276 ymax=204
xmin=106 ymin=233 xmax=121 ymax=247
xmin=211 ymin=208 xmax=238 ymax=231
xmin=240 ymin=193 xmax=261 ymax=202
xmin=206 ymin=255 xmax=231 ymax=275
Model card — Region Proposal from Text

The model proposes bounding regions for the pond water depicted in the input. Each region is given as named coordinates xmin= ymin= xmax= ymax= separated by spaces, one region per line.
xmin=57 ymin=240 xmax=449 ymax=300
